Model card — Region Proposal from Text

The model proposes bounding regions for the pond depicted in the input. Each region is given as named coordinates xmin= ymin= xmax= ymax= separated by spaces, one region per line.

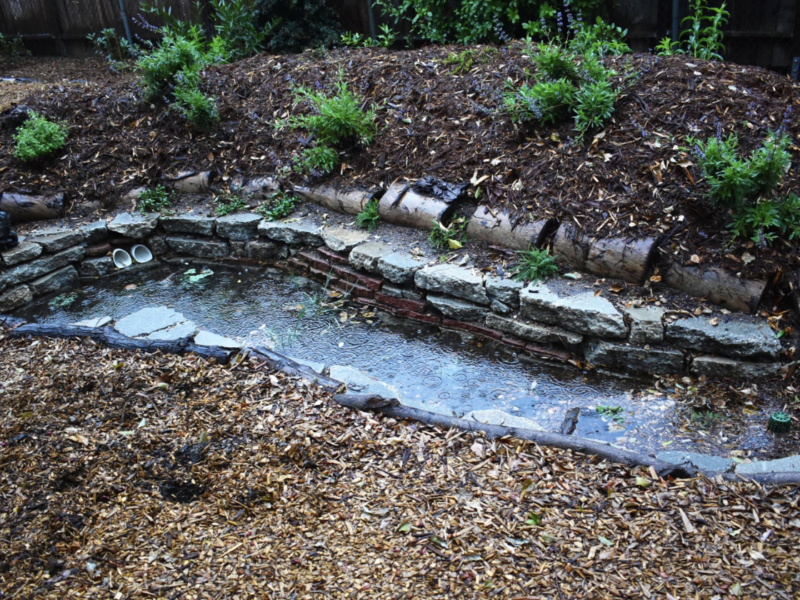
xmin=12 ymin=261 xmax=790 ymax=459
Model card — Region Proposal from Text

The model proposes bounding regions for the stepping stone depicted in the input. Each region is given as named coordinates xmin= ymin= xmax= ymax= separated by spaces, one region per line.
xmin=114 ymin=306 xmax=186 ymax=338
xmin=657 ymin=451 xmax=734 ymax=473
xmin=148 ymin=320 xmax=198 ymax=341
xmin=464 ymin=409 xmax=545 ymax=431
xmin=72 ymin=316 xmax=112 ymax=328
xmin=329 ymin=365 xmax=400 ymax=399
xmin=735 ymin=455 xmax=800 ymax=475
xmin=194 ymin=330 xmax=241 ymax=349
xmin=289 ymin=356 xmax=326 ymax=374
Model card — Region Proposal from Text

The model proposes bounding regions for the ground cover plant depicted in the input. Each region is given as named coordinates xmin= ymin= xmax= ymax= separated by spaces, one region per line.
xmin=429 ymin=218 xmax=467 ymax=250
xmin=12 ymin=112 xmax=68 ymax=162
xmin=213 ymin=191 xmax=249 ymax=215
xmin=257 ymin=191 xmax=299 ymax=220
xmin=137 ymin=184 xmax=174 ymax=213
xmin=513 ymin=247 xmax=559 ymax=282
xmin=355 ymin=198 xmax=380 ymax=231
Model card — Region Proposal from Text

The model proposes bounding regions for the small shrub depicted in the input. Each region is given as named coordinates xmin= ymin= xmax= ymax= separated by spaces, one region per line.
xmin=568 ymin=17 xmax=630 ymax=57
xmin=13 ymin=112 xmax=68 ymax=162
xmin=657 ymin=0 xmax=729 ymax=60
xmin=444 ymin=47 xmax=497 ymax=74
xmin=214 ymin=192 xmax=249 ymax=216
xmin=778 ymin=193 xmax=800 ymax=241
xmin=0 ymin=33 xmax=28 ymax=59
xmin=297 ymin=145 xmax=340 ymax=175
xmin=574 ymin=79 xmax=617 ymax=134
xmin=209 ymin=0 xmax=267 ymax=61
xmin=376 ymin=24 xmax=397 ymax=48
xmin=730 ymin=200 xmax=780 ymax=246
xmin=258 ymin=192 xmax=299 ymax=221
xmin=504 ymin=79 xmax=576 ymax=125
xmin=429 ymin=218 xmax=467 ymax=251
xmin=137 ymin=185 xmax=175 ymax=213
xmin=356 ymin=199 xmax=380 ymax=231
xmin=340 ymin=32 xmax=367 ymax=47
xmin=87 ymin=28 xmax=139 ymax=67
xmin=530 ymin=43 xmax=580 ymax=83
xmin=513 ymin=247 xmax=558 ymax=283
xmin=172 ymin=84 xmax=220 ymax=130
xmin=137 ymin=28 xmax=207 ymax=101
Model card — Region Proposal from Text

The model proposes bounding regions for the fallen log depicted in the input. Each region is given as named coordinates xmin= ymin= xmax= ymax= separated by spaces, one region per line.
xmin=585 ymin=236 xmax=659 ymax=285
xmin=294 ymin=184 xmax=373 ymax=215
xmin=0 ymin=192 xmax=64 ymax=222
xmin=249 ymin=345 xmax=343 ymax=392
xmin=661 ymin=259 xmax=767 ymax=314
xmin=231 ymin=175 xmax=280 ymax=200
xmin=551 ymin=223 xmax=590 ymax=270
xmin=377 ymin=182 xmax=459 ymax=230
xmin=466 ymin=205 xmax=554 ymax=251
xmin=332 ymin=393 xmax=800 ymax=486
xmin=163 ymin=171 xmax=214 ymax=194
xmin=8 ymin=323 xmax=231 ymax=363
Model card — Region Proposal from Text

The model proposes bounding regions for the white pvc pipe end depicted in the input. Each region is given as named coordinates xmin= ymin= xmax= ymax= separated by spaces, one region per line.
xmin=112 ymin=248 xmax=132 ymax=269
xmin=131 ymin=244 xmax=153 ymax=264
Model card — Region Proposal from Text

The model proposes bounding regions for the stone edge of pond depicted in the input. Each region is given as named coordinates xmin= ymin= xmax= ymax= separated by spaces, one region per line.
xmin=0 ymin=208 xmax=787 ymax=381
xmin=3 ymin=315 xmax=798 ymax=487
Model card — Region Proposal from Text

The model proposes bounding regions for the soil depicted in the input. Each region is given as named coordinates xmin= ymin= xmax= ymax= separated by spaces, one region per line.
xmin=1 ymin=334 xmax=799 ymax=598
xmin=1 ymin=47 xmax=799 ymax=282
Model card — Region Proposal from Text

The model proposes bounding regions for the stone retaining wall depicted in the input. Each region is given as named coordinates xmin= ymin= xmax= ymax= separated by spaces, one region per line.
xmin=0 ymin=209 xmax=786 ymax=381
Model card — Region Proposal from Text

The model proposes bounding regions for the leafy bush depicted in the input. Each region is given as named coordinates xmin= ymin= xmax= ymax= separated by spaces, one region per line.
xmin=13 ymin=112 xmax=68 ymax=162
xmin=138 ymin=185 xmax=174 ymax=213
xmin=657 ymin=0 xmax=728 ymax=60
xmin=530 ymin=43 xmax=580 ymax=82
xmin=209 ymin=0 xmax=267 ymax=61
xmin=376 ymin=24 xmax=397 ymax=48
xmin=444 ymin=47 xmax=497 ymax=74
xmin=512 ymin=247 xmax=558 ymax=282
xmin=214 ymin=192 xmax=249 ymax=216
xmin=87 ymin=28 xmax=140 ymax=67
xmin=504 ymin=79 xmax=576 ymax=125
xmin=429 ymin=218 xmax=467 ymax=250
xmin=172 ymin=84 xmax=220 ymax=130
xmin=137 ymin=28 xmax=207 ymax=101
xmin=568 ymin=17 xmax=629 ymax=57
xmin=256 ymin=0 xmax=341 ymax=54
xmin=297 ymin=145 xmax=340 ymax=175
xmin=258 ymin=192 xmax=299 ymax=220
xmin=574 ymin=79 xmax=616 ymax=134
xmin=356 ymin=199 xmax=380 ymax=231
xmin=0 ymin=33 xmax=28 ymax=59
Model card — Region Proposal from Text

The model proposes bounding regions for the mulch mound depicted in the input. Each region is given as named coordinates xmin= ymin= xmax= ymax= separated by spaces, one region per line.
xmin=1 ymin=335 xmax=799 ymax=598
xmin=0 ymin=46 xmax=799 ymax=281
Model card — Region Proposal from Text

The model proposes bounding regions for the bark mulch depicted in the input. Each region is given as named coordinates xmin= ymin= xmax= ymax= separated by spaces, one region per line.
xmin=1 ymin=335 xmax=799 ymax=599
xmin=1 ymin=46 xmax=799 ymax=281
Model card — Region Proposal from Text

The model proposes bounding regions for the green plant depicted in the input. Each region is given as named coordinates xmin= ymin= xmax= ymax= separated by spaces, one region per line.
xmin=257 ymin=0 xmax=342 ymax=54
xmin=87 ymin=28 xmax=140 ymax=67
xmin=258 ymin=192 xmax=299 ymax=220
xmin=568 ymin=17 xmax=629 ymax=57
xmin=12 ymin=112 xmax=68 ymax=163
xmin=530 ymin=42 xmax=581 ymax=82
xmin=778 ymin=193 xmax=800 ymax=241
xmin=376 ymin=24 xmax=397 ymax=48
xmin=172 ymin=84 xmax=220 ymax=130
xmin=137 ymin=185 xmax=175 ymax=213
xmin=429 ymin=218 xmax=467 ymax=250
xmin=297 ymin=145 xmax=340 ymax=175
xmin=209 ymin=0 xmax=268 ymax=61
xmin=356 ymin=199 xmax=380 ymax=231
xmin=503 ymin=78 xmax=576 ymax=125
xmin=0 ymin=33 xmax=28 ymax=59
xmin=512 ymin=247 xmax=558 ymax=282
xmin=340 ymin=32 xmax=367 ymax=47
xmin=654 ymin=36 xmax=679 ymax=56
xmin=137 ymin=28 xmax=207 ymax=101
xmin=573 ymin=79 xmax=617 ymax=134
xmin=597 ymin=404 xmax=624 ymax=424
xmin=214 ymin=192 xmax=249 ymax=215
xmin=730 ymin=200 xmax=780 ymax=246
xmin=657 ymin=0 xmax=729 ymax=60
xmin=690 ymin=408 xmax=722 ymax=429
xmin=444 ymin=47 xmax=497 ymax=74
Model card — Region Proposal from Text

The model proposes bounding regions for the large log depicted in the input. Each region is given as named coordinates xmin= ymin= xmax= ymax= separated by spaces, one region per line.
xmin=661 ymin=260 xmax=767 ymax=314
xmin=584 ymin=236 xmax=659 ymax=284
xmin=333 ymin=393 xmax=800 ymax=486
xmin=377 ymin=182 xmax=459 ymax=230
xmin=231 ymin=175 xmax=280 ymax=200
xmin=294 ymin=184 xmax=374 ymax=215
xmin=551 ymin=223 xmax=590 ymax=270
xmin=163 ymin=171 xmax=214 ymax=194
xmin=466 ymin=205 xmax=554 ymax=250
xmin=0 ymin=192 xmax=64 ymax=222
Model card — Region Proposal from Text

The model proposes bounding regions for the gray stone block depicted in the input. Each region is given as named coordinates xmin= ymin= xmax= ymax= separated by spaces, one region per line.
xmin=258 ymin=221 xmax=322 ymax=245
xmin=329 ymin=365 xmax=400 ymax=399
xmin=166 ymin=236 xmax=229 ymax=259
xmin=583 ymin=339 xmax=685 ymax=374
xmin=381 ymin=284 xmax=403 ymax=298
xmin=148 ymin=320 xmax=198 ymax=341
xmin=80 ymin=220 xmax=108 ymax=244
xmin=0 ymin=245 xmax=85 ymax=291
xmin=736 ymin=455 xmax=800 ymax=475
xmin=216 ymin=213 xmax=262 ymax=241
xmin=108 ymin=212 xmax=159 ymax=239
xmin=321 ymin=227 xmax=371 ymax=253
xmin=427 ymin=294 xmax=488 ymax=322
xmin=485 ymin=274 xmax=523 ymax=307
xmin=29 ymin=266 xmax=78 ymax=296
xmin=485 ymin=313 xmax=583 ymax=345
xmin=194 ymin=330 xmax=241 ymax=349
xmin=0 ymin=285 xmax=32 ymax=312
xmin=230 ymin=240 xmax=281 ymax=260
xmin=415 ymin=264 xmax=489 ymax=305
xmin=520 ymin=284 xmax=627 ymax=338
xmin=72 ymin=316 xmax=112 ymax=328
xmin=657 ymin=451 xmax=734 ymax=473
xmin=115 ymin=306 xmax=186 ymax=338
xmin=624 ymin=306 xmax=665 ymax=344
xmin=161 ymin=213 xmax=215 ymax=236
xmin=1 ymin=242 xmax=42 ymax=267
xmin=27 ymin=230 xmax=84 ymax=253
xmin=690 ymin=355 xmax=781 ymax=379
xmin=490 ymin=299 xmax=512 ymax=315
xmin=465 ymin=409 xmax=545 ymax=431
xmin=377 ymin=251 xmax=427 ymax=284
xmin=665 ymin=316 xmax=781 ymax=360
xmin=147 ymin=235 xmax=169 ymax=256
xmin=349 ymin=242 xmax=393 ymax=273
xmin=79 ymin=257 xmax=115 ymax=277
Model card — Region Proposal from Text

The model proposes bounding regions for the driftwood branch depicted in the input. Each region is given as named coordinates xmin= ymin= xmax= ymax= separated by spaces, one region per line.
xmin=8 ymin=323 xmax=232 ymax=363
xmin=249 ymin=345 xmax=343 ymax=392
xmin=333 ymin=394 xmax=800 ymax=486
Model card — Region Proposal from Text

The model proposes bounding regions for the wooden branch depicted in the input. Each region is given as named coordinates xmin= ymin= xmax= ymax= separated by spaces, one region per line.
xmin=8 ymin=323 xmax=232 ymax=363
xmin=0 ymin=192 xmax=64 ymax=222
xmin=249 ymin=346 xmax=344 ymax=392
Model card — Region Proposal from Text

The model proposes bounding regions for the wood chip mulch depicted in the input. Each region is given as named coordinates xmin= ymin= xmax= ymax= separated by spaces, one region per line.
xmin=1 ymin=335 xmax=799 ymax=599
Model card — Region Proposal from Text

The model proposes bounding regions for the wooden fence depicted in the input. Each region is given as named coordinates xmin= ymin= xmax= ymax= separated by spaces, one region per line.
xmin=1 ymin=0 xmax=799 ymax=73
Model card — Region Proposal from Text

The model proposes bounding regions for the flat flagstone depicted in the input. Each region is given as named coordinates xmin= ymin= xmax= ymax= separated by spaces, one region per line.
xmin=194 ymin=330 xmax=241 ymax=349
xmin=329 ymin=365 xmax=400 ymax=399
xmin=72 ymin=316 xmax=112 ymax=328
xmin=114 ymin=306 xmax=186 ymax=338
xmin=148 ymin=320 xmax=199 ymax=341
xmin=464 ymin=409 xmax=545 ymax=431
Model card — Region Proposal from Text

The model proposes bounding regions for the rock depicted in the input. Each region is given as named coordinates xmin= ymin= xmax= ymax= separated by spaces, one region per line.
xmin=231 ymin=175 xmax=279 ymax=200
xmin=194 ymin=330 xmax=241 ymax=349
xmin=1 ymin=241 xmax=42 ymax=267
xmin=490 ymin=299 xmax=512 ymax=315
xmin=216 ymin=213 xmax=262 ymax=241
xmin=520 ymin=284 xmax=627 ymax=338
xmin=80 ymin=221 xmax=108 ymax=244
xmin=258 ymin=221 xmax=323 ymax=245
xmin=86 ymin=243 xmax=111 ymax=257
xmin=427 ymin=294 xmax=488 ymax=322
xmin=79 ymin=257 xmax=115 ymax=277
xmin=146 ymin=236 xmax=169 ymax=256
xmin=377 ymin=252 xmax=427 ymax=284
xmin=0 ymin=285 xmax=32 ymax=311
xmin=161 ymin=213 xmax=215 ymax=236
xmin=665 ymin=316 xmax=781 ymax=360
xmin=148 ymin=321 xmax=198 ymax=341
xmin=321 ymin=227 xmax=371 ymax=253
xmin=230 ymin=240 xmax=281 ymax=260
xmin=289 ymin=356 xmax=326 ymax=374
xmin=583 ymin=339 xmax=685 ymax=374
xmin=381 ymin=284 xmax=403 ymax=298
xmin=415 ymin=264 xmax=489 ymax=305
xmin=108 ymin=213 xmax=159 ymax=239
xmin=329 ymin=365 xmax=400 ymax=399
xmin=0 ymin=245 xmax=85 ymax=292
xmin=115 ymin=306 xmax=188 ymax=338
xmin=166 ymin=236 xmax=229 ymax=259
xmin=27 ymin=230 xmax=84 ymax=253
xmin=349 ymin=242 xmax=393 ymax=273
xmin=624 ymin=307 xmax=665 ymax=344
xmin=72 ymin=316 xmax=112 ymax=328
xmin=656 ymin=451 xmax=734 ymax=473
xmin=486 ymin=313 xmax=583 ymax=345
xmin=464 ymin=409 xmax=545 ymax=431
xmin=485 ymin=274 xmax=523 ymax=307
xmin=29 ymin=266 xmax=78 ymax=296
xmin=690 ymin=356 xmax=781 ymax=379
xmin=736 ymin=455 xmax=800 ymax=475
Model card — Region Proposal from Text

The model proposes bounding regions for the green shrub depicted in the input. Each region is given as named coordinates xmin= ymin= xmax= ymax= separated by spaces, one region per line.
xmin=172 ymin=84 xmax=220 ymax=130
xmin=376 ymin=24 xmax=397 ymax=48
xmin=657 ymin=0 xmax=729 ymax=60
xmin=503 ymin=79 xmax=576 ymax=125
xmin=258 ymin=192 xmax=299 ymax=220
xmin=297 ymin=145 xmax=340 ymax=175
xmin=530 ymin=43 xmax=581 ymax=82
xmin=568 ymin=17 xmax=629 ymax=57
xmin=209 ymin=0 xmax=267 ymax=61
xmin=574 ymin=79 xmax=617 ymax=134
xmin=429 ymin=218 xmax=467 ymax=250
xmin=512 ymin=247 xmax=558 ymax=282
xmin=138 ymin=185 xmax=175 ymax=213
xmin=214 ymin=192 xmax=249 ymax=216
xmin=257 ymin=0 xmax=341 ymax=54
xmin=87 ymin=28 xmax=139 ymax=67
xmin=444 ymin=47 xmax=497 ymax=74
xmin=13 ymin=112 xmax=68 ymax=162
xmin=0 ymin=33 xmax=28 ymax=59
xmin=137 ymin=28 xmax=207 ymax=101
xmin=356 ymin=199 xmax=380 ymax=231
